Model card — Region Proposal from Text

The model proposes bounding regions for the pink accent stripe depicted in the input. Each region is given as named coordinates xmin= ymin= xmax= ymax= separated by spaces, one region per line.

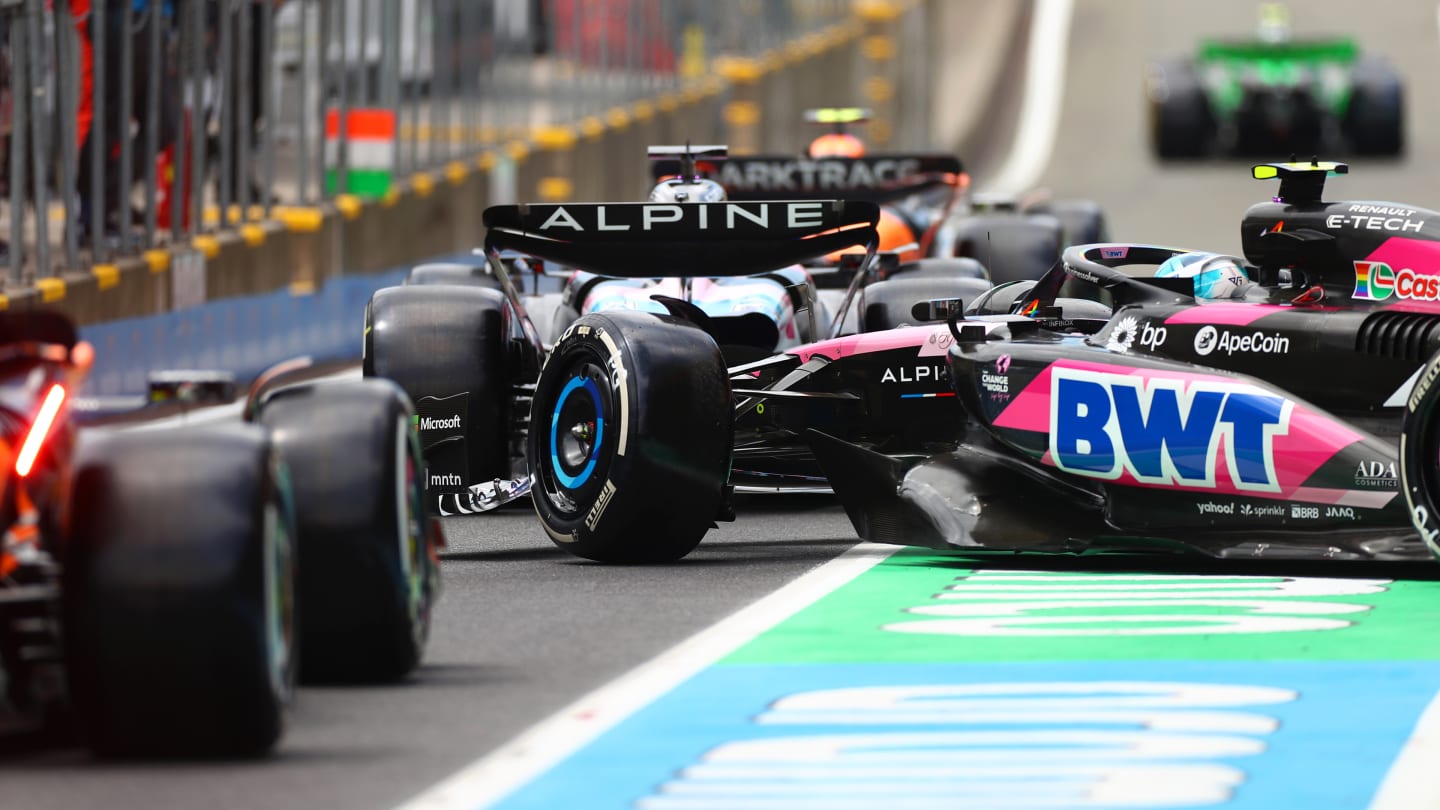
xmin=791 ymin=322 xmax=1009 ymax=363
xmin=1164 ymin=303 xmax=1289 ymax=326
xmin=1365 ymin=236 xmax=1440 ymax=275
xmin=1289 ymin=487 xmax=1399 ymax=509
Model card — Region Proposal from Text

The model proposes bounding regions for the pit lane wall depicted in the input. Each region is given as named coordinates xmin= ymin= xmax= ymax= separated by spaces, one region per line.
xmin=57 ymin=0 xmax=1022 ymax=395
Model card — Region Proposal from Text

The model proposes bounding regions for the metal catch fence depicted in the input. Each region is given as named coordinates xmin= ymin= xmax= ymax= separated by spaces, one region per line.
xmin=0 ymin=0 xmax=888 ymax=286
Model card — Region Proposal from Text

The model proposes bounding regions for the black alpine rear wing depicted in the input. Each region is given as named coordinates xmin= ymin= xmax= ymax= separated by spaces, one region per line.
xmin=482 ymin=200 xmax=880 ymax=278
xmin=648 ymin=154 xmax=963 ymax=204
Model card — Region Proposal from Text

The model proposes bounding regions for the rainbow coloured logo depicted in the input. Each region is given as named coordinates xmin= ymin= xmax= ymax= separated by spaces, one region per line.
xmin=1353 ymin=261 xmax=1393 ymax=301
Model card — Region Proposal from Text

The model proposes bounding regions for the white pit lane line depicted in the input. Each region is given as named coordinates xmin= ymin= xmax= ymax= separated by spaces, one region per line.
xmin=396 ymin=543 xmax=899 ymax=810
xmin=1369 ymin=689 xmax=1440 ymax=809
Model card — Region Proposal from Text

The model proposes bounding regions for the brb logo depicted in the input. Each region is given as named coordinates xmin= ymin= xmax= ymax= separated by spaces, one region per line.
xmin=1354 ymin=261 xmax=1440 ymax=302
xmin=1050 ymin=368 xmax=1292 ymax=492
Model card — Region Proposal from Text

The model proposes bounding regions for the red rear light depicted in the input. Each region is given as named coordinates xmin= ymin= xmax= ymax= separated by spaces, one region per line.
xmin=16 ymin=384 xmax=65 ymax=478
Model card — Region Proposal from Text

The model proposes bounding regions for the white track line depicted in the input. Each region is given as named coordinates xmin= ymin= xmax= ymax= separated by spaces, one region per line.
xmin=396 ymin=6 xmax=1074 ymax=807
xmin=978 ymin=0 xmax=1076 ymax=196
xmin=395 ymin=544 xmax=898 ymax=810
xmin=1368 ymin=688 xmax=1440 ymax=809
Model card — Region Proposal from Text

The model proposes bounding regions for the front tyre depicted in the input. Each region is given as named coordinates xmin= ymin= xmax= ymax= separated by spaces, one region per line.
xmin=1401 ymin=352 xmax=1440 ymax=559
xmin=529 ymin=313 xmax=731 ymax=563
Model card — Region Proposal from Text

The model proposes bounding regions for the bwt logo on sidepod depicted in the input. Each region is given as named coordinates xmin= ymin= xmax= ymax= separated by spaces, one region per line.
xmin=1354 ymin=261 xmax=1440 ymax=302
xmin=1050 ymin=367 xmax=1292 ymax=491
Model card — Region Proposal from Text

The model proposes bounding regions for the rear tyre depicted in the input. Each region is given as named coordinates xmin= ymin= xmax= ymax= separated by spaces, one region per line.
xmin=1346 ymin=58 xmax=1404 ymax=156
xmin=860 ymin=276 xmax=995 ymax=332
xmin=529 ymin=312 xmax=731 ymax=563
xmin=257 ymin=379 xmax=434 ymax=682
xmin=63 ymin=425 xmax=295 ymax=757
xmin=366 ymin=285 xmax=512 ymax=513
xmin=891 ymin=257 xmax=989 ymax=281
xmin=947 ymin=215 xmax=1063 ymax=285
xmin=1025 ymin=199 xmax=1109 ymax=246
xmin=1148 ymin=59 xmax=1213 ymax=158
xmin=1401 ymin=351 xmax=1440 ymax=560
xmin=406 ymin=262 xmax=505 ymax=291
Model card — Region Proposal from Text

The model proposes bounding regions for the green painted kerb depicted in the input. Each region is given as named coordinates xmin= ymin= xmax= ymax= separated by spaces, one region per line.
xmin=725 ymin=550 xmax=1440 ymax=665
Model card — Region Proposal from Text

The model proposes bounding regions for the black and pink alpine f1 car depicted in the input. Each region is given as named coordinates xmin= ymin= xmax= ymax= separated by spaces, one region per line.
xmin=808 ymin=160 xmax=1440 ymax=564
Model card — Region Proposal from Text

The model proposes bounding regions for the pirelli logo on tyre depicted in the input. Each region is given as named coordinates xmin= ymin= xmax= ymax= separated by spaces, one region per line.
xmin=585 ymin=480 xmax=617 ymax=530
xmin=1409 ymin=358 xmax=1440 ymax=414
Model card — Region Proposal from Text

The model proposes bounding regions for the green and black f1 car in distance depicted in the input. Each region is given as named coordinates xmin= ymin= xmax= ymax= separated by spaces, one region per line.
xmin=1147 ymin=6 xmax=1402 ymax=158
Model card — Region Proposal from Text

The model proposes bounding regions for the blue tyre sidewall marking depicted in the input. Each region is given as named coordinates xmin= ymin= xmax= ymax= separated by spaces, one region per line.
xmin=550 ymin=375 xmax=605 ymax=490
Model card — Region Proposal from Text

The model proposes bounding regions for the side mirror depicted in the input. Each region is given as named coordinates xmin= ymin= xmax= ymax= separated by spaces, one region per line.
xmin=911 ymin=298 xmax=965 ymax=322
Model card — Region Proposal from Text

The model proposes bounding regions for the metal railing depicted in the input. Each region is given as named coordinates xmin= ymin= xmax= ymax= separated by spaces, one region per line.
xmin=0 ymin=0 xmax=859 ymax=285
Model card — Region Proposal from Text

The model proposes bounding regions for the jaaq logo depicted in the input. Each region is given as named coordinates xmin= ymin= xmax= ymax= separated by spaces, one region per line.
xmin=1354 ymin=261 xmax=1440 ymax=302
xmin=1050 ymin=367 xmax=1292 ymax=492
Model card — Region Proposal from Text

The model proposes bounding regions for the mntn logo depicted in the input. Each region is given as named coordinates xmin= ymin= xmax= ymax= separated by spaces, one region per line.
xmin=1049 ymin=367 xmax=1292 ymax=491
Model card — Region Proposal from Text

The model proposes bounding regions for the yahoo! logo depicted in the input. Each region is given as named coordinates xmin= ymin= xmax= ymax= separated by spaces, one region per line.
xmin=1049 ymin=367 xmax=1292 ymax=492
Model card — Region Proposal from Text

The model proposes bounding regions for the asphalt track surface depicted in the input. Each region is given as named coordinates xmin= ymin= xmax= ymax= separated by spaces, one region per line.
xmin=8 ymin=2 xmax=1440 ymax=808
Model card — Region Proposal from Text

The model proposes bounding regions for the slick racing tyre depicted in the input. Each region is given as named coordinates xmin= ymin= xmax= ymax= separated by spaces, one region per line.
xmin=891 ymin=257 xmax=989 ymax=281
xmin=1346 ymin=57 xmax=1404 ymax=156
xmin=62 ymin=424 xmax=295 ymax=757
xmin=406 ymin=262 xmax=504 ymax=291
xmin=1401 ymin=351 xmax=1440 ymax=560
xmin=860 ymin=276 xmax=995 ymax=332
xmin=1025 ymin=199 xmax=1110 ymax=246
xmin=366 ymin=285 xmax=511 ymax=512
xmin=257 ymin=379 xmax=434 ymax=682
xmin=529 ymin=312 xmax=731 ymax=563
xmin=948 ymin=215 xmax=1063 ymax=285
xmin=1148 ymin=59 xmax=1213 ymax=158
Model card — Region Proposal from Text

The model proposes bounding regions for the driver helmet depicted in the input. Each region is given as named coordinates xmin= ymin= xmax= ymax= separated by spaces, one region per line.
xmin=1155 ymin=252 xmax=1253 ymax=299
xmin=807 ymin=132 xmax=866 ymax=158
xmin=648 ymin=177 xmax=727 ymax=203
